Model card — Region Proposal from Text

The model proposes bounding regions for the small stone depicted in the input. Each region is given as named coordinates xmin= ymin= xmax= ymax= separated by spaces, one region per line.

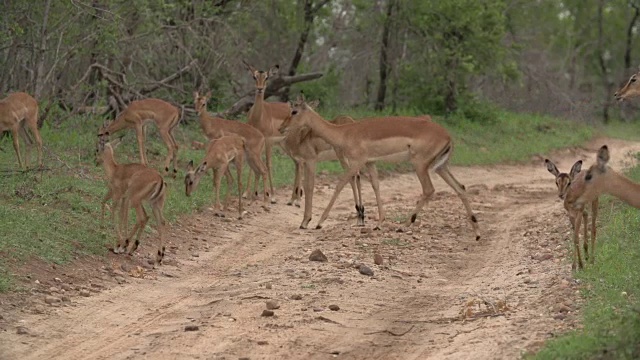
xmin=553 ymin=304 xmax=570 ymax=313
xmin=309 ymin=249 xmax=328 ymax=262
xmin=16 ymin=326 xmax=29 ymax=335
xmin=61 ymin=283 xmax=72 ymax=291
xmin=313 ymin=307 xmax=323 ymax=312
xmin=79 ymin=289 xmax=91 ymax=297
xmin=184 ymin=325 xmax=199 ymax=331
xmin=290 ymin=294 xmax=302 ymax=300
xmin=34 ymin=280 xmax=40 ymax=285
xmin=115 ymin=276 xmax=126 ymax=284
xmin=32 ymin=305 xmax=45 ymax=314
xmin=622 ymin=291 xmax=628 ymax=297
xmin=373 ymin=254 xmax=383 ymax=265
xmin=329 ymin=305 xmax=340 ymax=311
xmin=191 ymin=253 xmax=199 ymax=258
xmin=257 ymin=340 xmax=269 ymax=345
xmin=44 ymin=296 xmax=61 ymax=305
xmin=266 ymin=300 xmax=280 ymax=310
xmin=54 ymin=277 xmax=62 ymax=283
xmin=261 ymin=310 xmax=274 ymax=317
xmin=61 ymin=295 xmax=71 ymax=302
xmin=358 ymin=265 xmax=374 ymax=276
xmin=48 ymin=287 xmax=60 ymax=294
xmin=265 ymin=283 xmax=272 ymax=290
xmin=553 ymin=313 xmax=566 ymax=320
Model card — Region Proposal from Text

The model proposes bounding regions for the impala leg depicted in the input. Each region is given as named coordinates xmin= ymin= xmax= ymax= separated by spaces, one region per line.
xmin=265 ymin=142 xmax=276 ymax=203
xmin=212 ymin=168 xmax=223 ymax=216
xmin=134 ymin=125 xmax=148 ymax=166
xmin=339 ymin=156 xmax=364 ymax=227
xmin=25 ymin=112 xmax=43 ymax=168
xmin=127 ymin=203 xmax=149 ymax=255
xmin=288 ymin=159 xmax=303 ymax=207
xmin=300 ymin=160 xmax=317 ymax=229
xmin=590 ymin=199 xmax=598 ymax=264
xmin=236 ymin=157 xmax=244 ymax=219
xmin=100 ymin=188 xmax=113 ymax=226
xmin=159 ymin=129 xmax=176 ymax=177
xmin=572 ymin=208 xmax=584 ymax=270
xmin=10 ymin=127 xmax=24 ymax=169
xmin=365 ymin=163 xmax=385 ymax=230
xmin=316 ymin=164 xmax=364 ymax=229
xmin=151 ymin=202 xmax=166 ymax=265
xmin=168 ymin=126 xmax=180 ymax=176
xmin=222 ymin=166 xmax=233 ymax=212
xmin=18 ymin=125 xmax=32 ymax=169
xmin=436 ymin=165 xmax=481 ymax=240
xmin=407 ymin=163 xmax=435 ymax=228
xmin=582 ymin=210 xmax=589 ymax=261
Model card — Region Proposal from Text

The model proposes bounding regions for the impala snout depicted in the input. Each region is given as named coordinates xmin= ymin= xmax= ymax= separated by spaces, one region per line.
xmin=614 ymin=92 xmax=623 ymax=102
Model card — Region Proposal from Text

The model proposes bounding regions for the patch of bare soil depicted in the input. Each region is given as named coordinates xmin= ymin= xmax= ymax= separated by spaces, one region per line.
xmin=1 ymin=138 xmax=640 ymax=360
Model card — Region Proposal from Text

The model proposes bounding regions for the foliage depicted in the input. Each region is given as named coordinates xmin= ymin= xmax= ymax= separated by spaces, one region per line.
xmin=532 ymin=164 xmax=640 ymax=360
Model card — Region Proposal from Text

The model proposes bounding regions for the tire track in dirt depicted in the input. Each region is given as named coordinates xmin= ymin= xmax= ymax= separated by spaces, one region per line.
xmin=2 ymin=137 xmax=640 ymax=360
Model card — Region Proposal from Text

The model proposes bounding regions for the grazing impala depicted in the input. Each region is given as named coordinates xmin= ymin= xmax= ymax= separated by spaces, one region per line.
xmin=243 ymin=60 xmax=297 ymax=202
xmin=97 ymin=98 xmax=181 ymax=176
xmin=0 ymin=92 xmax=43 ymax=169
xmin=279 ymin=96 xmax=480 ymax=240
xmin=185 ymin=135 xmax=247 ymax=219
xmin=193 ymin=91 xmax=270 ymax=207
xmin=545 ymin=159 xmax=597 ymax=269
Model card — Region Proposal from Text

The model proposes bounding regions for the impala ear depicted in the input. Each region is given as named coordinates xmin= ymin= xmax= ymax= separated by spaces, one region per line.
xmin=187 ymin=160 xmax=194 ymax=171
xmin=193 ymin=91 xmax=199 ymax=99
xmin=596 ymin=145 xmax=610 ymax=171
xmin=205 ymin=91 xmax=211 ymax=98
xmin=569 ymin=160 xmax=582 ymax=179
xmin=544 ymin=159 xmax=559 ymax=177
xmin=196 ymin=162 xmax=208 ymax=173
xmin=307 ymin=100 xmax=320 ymax=110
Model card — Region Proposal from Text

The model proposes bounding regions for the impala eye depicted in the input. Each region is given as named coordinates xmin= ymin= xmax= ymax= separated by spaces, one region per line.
xmin=632 ymin=77 xmax=637 ymax=83
xmin=291 ymin=110 xmax=298 ymax=115
xmin=585 ymin=171 xmax=592 ymax=181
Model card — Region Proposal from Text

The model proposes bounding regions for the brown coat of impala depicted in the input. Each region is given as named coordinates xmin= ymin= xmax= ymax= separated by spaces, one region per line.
xmin=185 ymin=135 xmax=247 ymax=219
xmin=97 ymin=98 xmax=181 ymax=176
xmin=193 ymin=91 xmax=270 ymax=207
xmin=0 ymin=92 xmax=43 ymax=169
xmin=279 ymin=98 xmax=480 ymax=239
xmin=243 ymin=61 xmax=296 ymax=202
xmin=282 ymin=113 xmax=366 ymax=229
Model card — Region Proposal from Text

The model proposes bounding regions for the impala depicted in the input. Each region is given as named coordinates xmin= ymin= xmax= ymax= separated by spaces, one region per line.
xmin=243 ymin=60 xmax=298 ymax=203
xmin=193 ymin=91 xmax=270 ymax=207
xmin=0 ymin=92 xmax=43 ymax=169
xmin=545 ymin=159 xmax=597 ymax=269
xmin=185 ymin=135 xmax=247 ymax=219
xmin=97 ymin=98 xmax=181 ymax=176
xmin=282 ymin=112 xmax=366 ymax=228
xmin=279 ymin=96 xmax=480 ymax=240
xmin=614 ymin=68 xmax=640 ymax=101
xmin=566 ymin=146 xmax=640 ymax=267
xmin=118 ymin=166 xmax=167 ymax=265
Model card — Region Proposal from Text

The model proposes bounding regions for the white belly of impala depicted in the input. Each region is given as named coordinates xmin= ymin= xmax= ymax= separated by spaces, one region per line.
xmin=369 ymin=150 xmax=411 ymax=163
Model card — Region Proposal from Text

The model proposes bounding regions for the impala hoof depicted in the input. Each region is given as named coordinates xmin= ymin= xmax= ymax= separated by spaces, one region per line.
xmin=315 ymin=225 xmax=322 ymax=230
xmin=476 ymin=235 xmax=481 ymax=241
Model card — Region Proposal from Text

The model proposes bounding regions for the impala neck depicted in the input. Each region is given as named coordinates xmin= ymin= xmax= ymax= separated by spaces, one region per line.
xmin=303 ymin=111 xmax=345 ymax=150
xmin=106 ymin=114 xmax=128 ymax=133
xmin=605 ymin=171 xmax=640 ymax=208
xmin=102 ymin=148 xmax=118 ymax=180
xmin=250 ymin=90 xmax=266 ymax=124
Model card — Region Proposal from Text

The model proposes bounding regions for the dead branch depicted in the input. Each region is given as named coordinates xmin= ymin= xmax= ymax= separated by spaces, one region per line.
xmin=139 ymin=60 xmax=197 ymax=95
xmin=364 ymin=325 xmax=414 ymax=336
xmin=217 ymin=71 xmax=323 ymax=119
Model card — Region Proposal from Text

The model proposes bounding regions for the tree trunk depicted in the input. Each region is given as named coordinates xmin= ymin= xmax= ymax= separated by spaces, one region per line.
xmin=624 ymin=1 xmax=640 ymax=72
xmin=33 ymin=0 xmax=52 ymax=99
xmin=375 ymin=0 xmax=396 ymax=111
xmin=597 ymin=0 xmax=611 ymax=123
xmin=282 ymin=0 xmax=330 ymax=101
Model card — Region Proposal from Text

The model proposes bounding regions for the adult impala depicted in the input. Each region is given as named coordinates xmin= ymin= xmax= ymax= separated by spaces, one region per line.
xmin=0 ymin=92 xmax=43 ymax=169
xmin=614 ymin=68 xmax=640 ymax=101
xmin=279 ymin=96 xmax=480 ymax=240
xmin=545 ymin=159 xmax=597 ymax=269
xmin=97 ymin=98 xmax=181 ymax=176
xmin=282 ymin=111 xmax=366 ymax=229
xmin=243 ymin=60 xmax=296 ymax=203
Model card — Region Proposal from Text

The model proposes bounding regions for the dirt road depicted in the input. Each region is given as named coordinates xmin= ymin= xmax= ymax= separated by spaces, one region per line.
xmin=2 ymin=138 xmax=640 ymax=360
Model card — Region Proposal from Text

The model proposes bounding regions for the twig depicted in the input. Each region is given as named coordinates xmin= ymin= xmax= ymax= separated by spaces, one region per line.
xmin=315 ymin=316 xmax=343 ymax=326
xmin=364 ymin=325 xmax=414 ymax=336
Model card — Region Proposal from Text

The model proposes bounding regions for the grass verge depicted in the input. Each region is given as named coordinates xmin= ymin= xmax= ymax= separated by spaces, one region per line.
xmin=532 ymin=164 xmax=640 ymax=360
xmin=0 ymin=108 xmax=605 ymax=292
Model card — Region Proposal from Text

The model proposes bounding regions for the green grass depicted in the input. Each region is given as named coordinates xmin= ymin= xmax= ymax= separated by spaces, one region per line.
xmin=532 ymin=165 xmax=640 ymax=360
xmin=603 ymin=120 xmax=640 ymax=142
xmin=0 ymin=107 xmax=627 ymax=292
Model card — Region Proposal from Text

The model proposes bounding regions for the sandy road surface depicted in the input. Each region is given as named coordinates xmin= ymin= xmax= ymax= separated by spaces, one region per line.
xmin=2 ymin=138 xmax=640 ymax=360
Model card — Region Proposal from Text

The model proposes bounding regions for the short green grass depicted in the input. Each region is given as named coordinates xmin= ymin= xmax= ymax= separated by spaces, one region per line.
xmin=531 ymin=165 xmax=640 ymax=360
xmin=0 ymin=107 xmax=620 ymax=292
